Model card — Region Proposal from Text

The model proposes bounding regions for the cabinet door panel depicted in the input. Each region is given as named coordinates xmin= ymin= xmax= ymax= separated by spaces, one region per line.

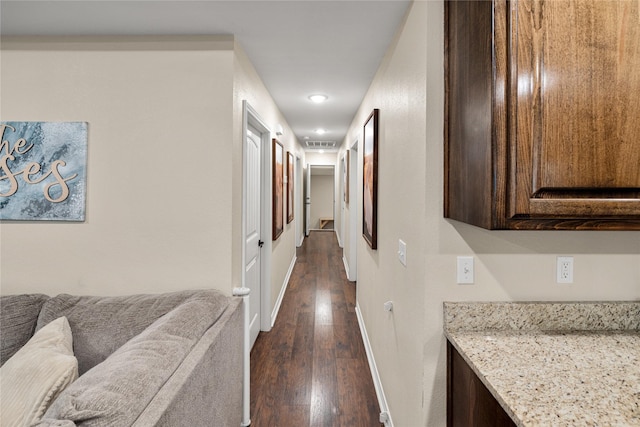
xmin=512 ymin=0 xmax=640 ymax=218
xmin=445 ymin=0 xmax=497 ymax=228
xmin=447 ymin=342 xmax=517 ymax=427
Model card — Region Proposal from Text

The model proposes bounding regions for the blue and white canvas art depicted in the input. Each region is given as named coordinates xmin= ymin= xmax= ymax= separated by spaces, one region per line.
xmin=0 ymin=122 xmax=88 ymax=221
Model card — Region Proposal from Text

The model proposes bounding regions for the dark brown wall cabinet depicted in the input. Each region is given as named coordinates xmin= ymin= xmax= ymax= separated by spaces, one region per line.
xmin=445 ymin=0 xmax=640 ymax=230
xmin=447 ymin=341 xmax=516 ymax=427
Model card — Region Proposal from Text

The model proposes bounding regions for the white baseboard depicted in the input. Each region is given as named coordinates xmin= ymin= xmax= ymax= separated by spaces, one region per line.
xmin=336 ymin=229 xmax=343 ymax=248
xmin=355 ymin=303 xmax=393 ymax=427
xmin=342 ymin=256 xmax=352 ymax=281
xmin=271 ymin=255 xmax=296 ymax=327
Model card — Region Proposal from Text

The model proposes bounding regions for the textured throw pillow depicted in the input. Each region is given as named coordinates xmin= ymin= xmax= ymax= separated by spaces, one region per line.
xmin=0 ymin=316 xmax=78 ymax=426
xmin=41 ymin=296 xmax=229 ymax=426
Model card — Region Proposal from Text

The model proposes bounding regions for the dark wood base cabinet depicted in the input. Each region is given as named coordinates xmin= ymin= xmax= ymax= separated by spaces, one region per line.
xmin=447 ymin=341 xmax=516 ymax=427
xmin=444 ymin=0 xmax=640 ymax=230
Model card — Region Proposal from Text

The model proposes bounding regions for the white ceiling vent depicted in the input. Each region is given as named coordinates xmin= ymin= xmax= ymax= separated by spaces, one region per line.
xmin=304 ymin=140 xmax=337 ymax=150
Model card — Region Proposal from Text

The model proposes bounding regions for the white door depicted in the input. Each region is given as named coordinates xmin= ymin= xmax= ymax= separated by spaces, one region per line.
xmin=305 ymin=163 xmax=311 ymax=236
xmin=245 ymin=127 xmax=262 ymax=347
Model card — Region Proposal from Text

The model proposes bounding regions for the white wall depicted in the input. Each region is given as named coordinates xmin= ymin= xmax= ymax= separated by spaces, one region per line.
xmin=0 ymin=36 xmax=305 ymax=320
xmin=305 ymin=151 xmax=336 ymax=166
xmin=0 ymin=36 xmax=237 ymax=296
xmin=339 ymin=2 xmax=640 ymax=426
xmin=310 ymin=173 xmax=334 ymax=229
xmin=340 ymin=4 xmax=428 ymax=422
xmin=233 ymin=40 xmax=304 ymax=318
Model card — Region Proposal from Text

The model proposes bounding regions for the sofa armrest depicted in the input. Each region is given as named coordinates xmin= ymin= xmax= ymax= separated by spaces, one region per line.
xmin=132 ymin=298 xmax=244 ymax=427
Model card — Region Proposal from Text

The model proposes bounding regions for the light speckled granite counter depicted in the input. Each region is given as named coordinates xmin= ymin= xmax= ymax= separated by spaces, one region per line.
xmin=444 ymin=302 xmax=640 ymax=426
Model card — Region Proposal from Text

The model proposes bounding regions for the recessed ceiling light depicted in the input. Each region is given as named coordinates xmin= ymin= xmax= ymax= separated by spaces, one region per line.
xmin=304 ymin=136 xmax=310 ymax=140
xmin=315 ymin=129 xmax=326 ymax=135
xmin=309 ymin=94 xmax=328 ymax=103
xmin=319 ymin=149 xmax=325 ymax=154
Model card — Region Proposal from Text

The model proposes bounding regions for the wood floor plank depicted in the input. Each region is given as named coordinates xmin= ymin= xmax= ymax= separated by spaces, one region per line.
xmin=291 ymin=312 xmax=314 ymax=357
xmin=285 ymin=312 xmax=314 ymax=405
xmin=310 ymin=347 xmax=339 ymax=427
xmin=315 ymin=324 xmax=335 ymax=350
xmin=250 ymin=231 xmax=382 ymax=426
xmin=332 ymin=305 xmax=350 ymax=326
xmin=315 ymin=289 xmax=333 ymax=325
xmin=281 ymin=405 xmax=311 ymax=426
xmin=333 ymin=322 xmax=356 ymax=359
xmin=284 ymin=352 xmax=313 ymax=406
xmin=251 ymin=349 xmax=285 ymax=416
xmin=337 ymin=358 xmax=382 ymax=427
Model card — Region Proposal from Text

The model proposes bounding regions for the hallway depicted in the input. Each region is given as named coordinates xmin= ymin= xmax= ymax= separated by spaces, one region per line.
xmin=250 ymin=231 xmax=382 ymax=426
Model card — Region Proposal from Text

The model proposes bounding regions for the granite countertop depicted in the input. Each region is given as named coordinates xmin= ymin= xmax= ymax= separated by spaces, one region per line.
xmin=444 ymin=302 xmax=640 ymax=427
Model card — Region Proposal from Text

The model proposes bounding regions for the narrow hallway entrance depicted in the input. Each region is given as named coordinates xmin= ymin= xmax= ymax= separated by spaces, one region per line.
xmin=250 ymin=231 xmax=382 ymax=426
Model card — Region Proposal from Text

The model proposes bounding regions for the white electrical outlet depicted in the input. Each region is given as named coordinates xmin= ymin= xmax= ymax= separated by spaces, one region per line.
xmin=557 ymin=256 xmax=574 ymax=283
xmin=457 ymin=256 xmax=474 ymax=284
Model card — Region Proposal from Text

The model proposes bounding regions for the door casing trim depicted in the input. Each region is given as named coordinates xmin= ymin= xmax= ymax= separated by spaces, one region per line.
xmin=242 ymin=100 xmax=272 ymax=335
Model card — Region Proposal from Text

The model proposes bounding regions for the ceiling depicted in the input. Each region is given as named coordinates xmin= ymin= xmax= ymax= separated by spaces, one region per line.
xmin=0 ymin=0 xmax=412 ymax=151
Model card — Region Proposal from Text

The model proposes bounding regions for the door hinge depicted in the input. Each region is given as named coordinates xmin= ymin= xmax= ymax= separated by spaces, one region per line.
xmin=258 ymin=240 xmax=264 ymax=248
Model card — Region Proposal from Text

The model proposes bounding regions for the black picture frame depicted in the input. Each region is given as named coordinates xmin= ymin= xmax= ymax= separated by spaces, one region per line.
xmin=272 ymin=139 xmax=284 ymax=240
xmin=362 ymin=109 xmax=379 ymax=249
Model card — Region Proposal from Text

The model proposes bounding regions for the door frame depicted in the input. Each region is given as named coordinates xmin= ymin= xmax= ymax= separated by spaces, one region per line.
xmin=242 ymin=101 xmax=272 ymax=335
xmin=339 ymin=153 xmax=347 ymax=248
xmin=305 ymin=163 xmax=311 ymax=236
xmin=306 ymin=164 xmax=336 ymax=233
xmin=295 ymin=155 xmax=304 ymax=247
xmin=347 ymin=139 xmax=358 ymax=281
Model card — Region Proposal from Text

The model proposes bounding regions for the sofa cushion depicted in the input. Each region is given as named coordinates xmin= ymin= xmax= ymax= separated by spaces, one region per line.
xmin=36 ymin=290 xmax=230 ymax=375
xmin=0 ymin=317 xmax=78 ymax=426
xmin=1 ymin=294 xmax=50 ymax=365
xmin=39 ymin=293 xmax=230 ymax=426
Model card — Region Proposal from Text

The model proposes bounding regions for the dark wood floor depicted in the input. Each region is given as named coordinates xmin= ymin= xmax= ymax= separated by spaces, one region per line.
xmin=250 ymin=231 xmax=382 ymax=426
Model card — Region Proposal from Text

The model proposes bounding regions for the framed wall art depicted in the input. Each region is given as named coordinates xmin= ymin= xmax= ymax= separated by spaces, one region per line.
xmin=286 ymin=151 xmax=294 ymax=224
xmin=0 ymin=121 xmax=88 ymax=221
xmin=362 ymin=109 xmax=379 ymax=249
xmin=272 ymin=139 xmax=284 ymax=240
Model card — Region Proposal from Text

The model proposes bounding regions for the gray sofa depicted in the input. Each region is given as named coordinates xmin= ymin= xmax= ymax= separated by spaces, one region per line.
xmin=0 ymin=289 xmax=243 ymax=426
